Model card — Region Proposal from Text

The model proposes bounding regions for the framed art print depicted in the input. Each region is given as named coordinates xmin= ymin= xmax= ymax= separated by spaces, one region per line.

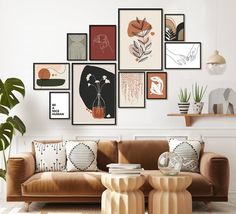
xmin=72 ymin=63 xmax=116 ymax=125
xmin=33 ymin=63 xmax=70 ymax=90
xmin=67 ymin=33 xmax=87 ymax=61
xmin=119 ymin=72 xmax=145 ymax=108
xmin=49 ymin=92 xmax=70 ymax=119
xmin=165 ymin=42 xmax=201 ymax=69
xmin=89 ymin=25 xmax=116 ymax=60
xmin=118 ymin=9 xmax=163 ymax=70
xmin=165 ymin=14 xmax=185 ymax=41
xmin=147 ymin=72 xmax=167 ymax=99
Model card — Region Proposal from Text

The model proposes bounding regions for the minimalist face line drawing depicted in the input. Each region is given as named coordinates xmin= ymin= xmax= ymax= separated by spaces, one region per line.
xmin=34 ymin=63 xmax=70 ymax=90
xmin=119 ymin=72 xmax=145 ymax=108
xmin=165 ymin=14 xmax=185 ymax=41
xmin=150 ymin=76 xmax=163 ymax=95
xmin=67 ymin=34 xmax=87 ymax=61
xmin=93 ymin=34 xmax=114 ymax=54
xmin=128 ymin=17 xmax=154 ymax=63
xmin=147 ymin=72 xmax=167 ymax=99
xmin=165 ymin=42 xmax=201 ymax=69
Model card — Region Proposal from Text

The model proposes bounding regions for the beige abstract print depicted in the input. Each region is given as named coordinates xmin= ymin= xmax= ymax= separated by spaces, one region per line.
xmin=119 ymin=72 xmax=145 ymax=107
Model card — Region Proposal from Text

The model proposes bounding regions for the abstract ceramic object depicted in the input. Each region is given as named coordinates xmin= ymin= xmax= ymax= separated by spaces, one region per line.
xmin=193 ymin=102 xmax=204 ymax=114
xmin=209 ymin=88 xmax=236 ymax=114
xmin=158 ymin=152 xmax=182 ymax=176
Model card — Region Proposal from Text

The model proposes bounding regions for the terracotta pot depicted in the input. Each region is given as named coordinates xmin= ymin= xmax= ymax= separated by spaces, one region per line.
xmin=193 ymin=102 xmax=204 ymax=114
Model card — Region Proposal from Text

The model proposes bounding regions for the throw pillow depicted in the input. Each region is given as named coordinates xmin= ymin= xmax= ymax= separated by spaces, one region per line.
xmin=168 ymin=139 xmax=204 ymax=172
xmin=33 ymin=141 xmax=66 ymax=172
xmin=66 ymin=140 xmax=98 ymax=171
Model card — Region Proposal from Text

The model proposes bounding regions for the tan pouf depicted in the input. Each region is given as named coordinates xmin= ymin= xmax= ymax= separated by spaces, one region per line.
xmin=101 ymin=174 xmax=145 ymax=214
xmin=148 ymin=174 xmax=192 ymax=214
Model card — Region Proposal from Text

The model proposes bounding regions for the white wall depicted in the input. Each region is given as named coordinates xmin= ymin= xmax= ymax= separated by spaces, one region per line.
xmin=1 ymin=0 xmax=236 ymax=199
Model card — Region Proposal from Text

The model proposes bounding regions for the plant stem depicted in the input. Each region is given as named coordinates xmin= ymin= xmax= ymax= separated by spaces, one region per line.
xmin=2 ymin=150 xmax=7 ymax=171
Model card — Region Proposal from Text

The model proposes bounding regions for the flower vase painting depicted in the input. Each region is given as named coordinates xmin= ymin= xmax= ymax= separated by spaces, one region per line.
xmin=119 ymin=9 xmax=163 ymax=70
xmin=72 ymin=63 xmax=116 ymax=125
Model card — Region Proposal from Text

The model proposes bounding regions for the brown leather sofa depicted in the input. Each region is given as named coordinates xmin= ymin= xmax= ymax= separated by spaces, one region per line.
xmin=7 ymin=140 xmax=229 ymax=206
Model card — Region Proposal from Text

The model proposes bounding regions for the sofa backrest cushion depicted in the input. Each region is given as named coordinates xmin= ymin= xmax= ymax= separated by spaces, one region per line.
xmin=118 ymin=140 xmax=169 ymax=170
xmin=32 ymin=140 xmax=118 ymax=172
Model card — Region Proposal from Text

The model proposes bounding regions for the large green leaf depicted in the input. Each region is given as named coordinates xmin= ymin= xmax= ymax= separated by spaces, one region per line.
xmin=0 ymin=123 xmax=14 ymax=151
xmin=0 ymin=78 xmax=25 ymax=109
xmin=0 ymin=105 xmax=9 ymax=115
xmin=0 ymin=169 xmax=6 ymax=181
xmin=7 ymin=116 xmax=26 ymax=135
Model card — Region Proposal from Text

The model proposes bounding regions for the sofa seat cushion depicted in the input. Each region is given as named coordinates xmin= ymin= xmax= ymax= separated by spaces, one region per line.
xmin=141 ymin=170 xmax=213 ymax=197
xmin=22 ymin=171 xmax=107 ymax=196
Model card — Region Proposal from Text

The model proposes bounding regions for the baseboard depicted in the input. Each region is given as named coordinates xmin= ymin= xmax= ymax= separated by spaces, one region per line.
xmin=229 ymin=191 xmax=236 ymax=199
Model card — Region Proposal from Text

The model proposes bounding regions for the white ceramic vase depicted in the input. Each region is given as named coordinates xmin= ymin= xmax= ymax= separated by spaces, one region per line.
xmin=193 ymin=102 xmax=204 ymax=114
xmin=178 ymin=103 xmax=190 ymax=114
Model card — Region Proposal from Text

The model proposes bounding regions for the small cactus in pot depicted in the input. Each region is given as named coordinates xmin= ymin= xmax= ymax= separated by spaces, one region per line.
xmin=178 ymin=88 xmax=191 ymax=114
xmin=192 ymin=83 xmax=207 ymax=114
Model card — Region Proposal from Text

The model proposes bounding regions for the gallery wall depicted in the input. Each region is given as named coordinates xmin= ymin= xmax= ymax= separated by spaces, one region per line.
xmin=1 ymin=0 xmax=236 ymax=196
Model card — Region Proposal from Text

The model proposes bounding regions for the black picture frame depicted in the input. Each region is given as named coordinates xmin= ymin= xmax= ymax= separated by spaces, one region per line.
xmin=72 ymin=63 xmax=117 ymax=125
xmin=89 ymin=25 xmax=117 ymax=61
xmin=165 ymin=14 xmax=185 ymax=41
xmin=146 ymin=72 xmax=168 ymax=100
xmin=33 ymin=63 xmax=70 ymax=90
xmin=67 ymin=33 xmax=87 ymax=61
xmin=118 ymin=71 xmax=146 ymax=108
xmin=49 ymin=92 xmax=70 ymax=119
xmin=118 ymin=8 xmax=163 ymax=71
xmin=165 ymin=42 xmax=202 ymax=70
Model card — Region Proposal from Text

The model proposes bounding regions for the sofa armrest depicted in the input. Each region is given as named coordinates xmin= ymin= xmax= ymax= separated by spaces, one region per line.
xmin=200 ymin=152 xmax=229 ymax=197
xmin=6 ymin=152 xmax=35 ymax=198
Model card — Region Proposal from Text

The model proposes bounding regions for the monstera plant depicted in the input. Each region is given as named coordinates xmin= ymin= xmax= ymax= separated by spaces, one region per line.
xmin=0 ymin=78 xmax=26 ymax=180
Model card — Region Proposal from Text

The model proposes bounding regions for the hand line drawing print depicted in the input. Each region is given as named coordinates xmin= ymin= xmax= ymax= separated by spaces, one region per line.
xmin=166 ymin=44 xmax=200 ymax=66
xmin=93 ymin=34 xmax=113 ymax=54
xmin=128 ymin=17 xmax=154 ymax=63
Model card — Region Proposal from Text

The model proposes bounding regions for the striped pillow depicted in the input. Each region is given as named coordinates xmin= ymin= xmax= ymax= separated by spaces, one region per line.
xmin=169 ymin=139 xmax=204 ymax=172
xmin=66 ymin=140 xmax=98 ymax=171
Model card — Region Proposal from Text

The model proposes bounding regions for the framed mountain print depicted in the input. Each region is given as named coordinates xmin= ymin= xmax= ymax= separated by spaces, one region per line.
xmin=165 ymin=14 xmax=185 ymax=41
xmin=49 ymin=92 xmax=70 ymax=119
xmin=89 ymin=25 xmax=116 ymax=60
xmin=67 ymin=33 xmax=87 ymax=61
xmin=72 ymin=63 xmax=116 ymax=125
xmin=165 ymin=42 xmax=201 ymax=69
xmin=33 ymin=63 xmax=70 ymax=90
xmin=118 ymin=8 xmax=163 ymax=71
xmin=119 ymin=72 xmax=145 ymax=108
xmin=147 ymin=72 xmax=167 ymax=99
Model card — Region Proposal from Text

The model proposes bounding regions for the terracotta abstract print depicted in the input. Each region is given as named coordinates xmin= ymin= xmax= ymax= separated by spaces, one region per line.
xmin=89 ymin=25 xmax=116 ymax=60
xmin=119 ymin=72 xmax=145 ymax=108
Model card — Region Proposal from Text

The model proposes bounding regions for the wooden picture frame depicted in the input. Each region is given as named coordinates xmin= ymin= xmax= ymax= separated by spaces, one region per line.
xmin=89 ymin=25 xmax=116 ymax=61
xmin=72 ymin=63 xmax=116 ymax=125
xmin=33 ymin=63 xmax=70 ymax=90
xmin=147 ymin=72 xmax=167 ymax=99
xmin=118 ymin=72 xmax=145 ymax=108
xmin=67 ymin=33 xmax=87 ymax=61
xmin=49 ymin=92 xmax=70 ymax=119
xmin=118 ymin=8 xmax=163 ymax=71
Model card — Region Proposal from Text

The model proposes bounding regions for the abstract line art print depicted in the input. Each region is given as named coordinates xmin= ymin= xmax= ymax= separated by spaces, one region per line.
xmin=165 ymin=42 xmax=201 ymax=69
xmin=165 ymin=14 xmax=185 ymax=41
xmin=119 ymin=72 xmax=145 ymax=108
xmin=67 ymin=33 xmax=87 ymax=61
xmin=147 ymin=72 xmax=167 ymax=99
xmin=33 ymin=63 xmax=70 ymax=90
xmin=89 ymin=25 xmax=116 ymax=60
xmin=119 ymin=9 xmax=163 ymax=71
xmin=72 ymin=63 xmax=116 ymax=125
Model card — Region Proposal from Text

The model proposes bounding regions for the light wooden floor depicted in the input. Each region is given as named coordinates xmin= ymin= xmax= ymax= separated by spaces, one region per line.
xmin=0 ymin=200 xmax=236 ymax=214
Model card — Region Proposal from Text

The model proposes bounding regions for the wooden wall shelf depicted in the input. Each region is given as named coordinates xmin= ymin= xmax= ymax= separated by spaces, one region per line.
xmin=167 ymin=113 xmax=236 ymax=127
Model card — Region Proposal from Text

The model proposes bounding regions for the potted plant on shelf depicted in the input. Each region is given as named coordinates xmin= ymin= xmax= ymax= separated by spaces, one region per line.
xmin=178 ymin=88 xmax=191 ymax=114
xmin=192 ymin=83 xmax=207 ymax=114
xmin=0 ymin=78 xmax=26 ymax=181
